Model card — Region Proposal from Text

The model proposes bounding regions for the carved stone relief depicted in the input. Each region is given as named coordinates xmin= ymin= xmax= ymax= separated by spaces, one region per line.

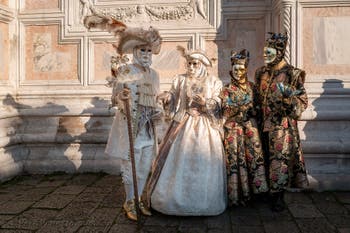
xmin=80 ymin=0 xmax=208 ymax=24
xmin=25 ymin=25 xmax=79 ymax=82
xmin=33 ymin=33 xmax=71 ymax=72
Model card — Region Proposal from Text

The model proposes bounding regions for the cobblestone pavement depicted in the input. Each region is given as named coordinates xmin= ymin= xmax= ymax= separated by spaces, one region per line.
xmin=0 ymin=173 xmax=349 ymax=233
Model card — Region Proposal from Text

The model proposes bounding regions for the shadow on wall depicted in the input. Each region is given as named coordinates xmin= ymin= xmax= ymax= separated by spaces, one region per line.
xmin=0 ymin=94 xmax=74 ymax=180
xmin=302 ymin=79 xmax=350 ymax=190
xmin=75 ymin=96 xmax=116 ymax=173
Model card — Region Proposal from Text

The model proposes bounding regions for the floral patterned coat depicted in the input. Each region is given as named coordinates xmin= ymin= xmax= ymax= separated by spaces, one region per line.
xmin=220 ymin=81 xmax=268 ymax=205
xmin=254 ymin=61 xmax=309 ymax=192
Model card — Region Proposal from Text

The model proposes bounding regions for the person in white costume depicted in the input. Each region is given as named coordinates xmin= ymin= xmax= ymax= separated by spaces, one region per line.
xmin=147 ymin=46 xmax=227 ymax=216
xmin=104 ymin=26 xmax=162 ymax=221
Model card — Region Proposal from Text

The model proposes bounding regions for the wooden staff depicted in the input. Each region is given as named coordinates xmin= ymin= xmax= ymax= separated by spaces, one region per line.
xmin=120 ymin=85 xmax=142 ymax=225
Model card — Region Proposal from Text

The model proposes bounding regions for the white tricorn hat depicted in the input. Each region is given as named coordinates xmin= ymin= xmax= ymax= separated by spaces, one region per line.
xmin=176 ymin=46 xmax=213 ymax=67
xmin=116 ymin=27 xmax=162 ymax=55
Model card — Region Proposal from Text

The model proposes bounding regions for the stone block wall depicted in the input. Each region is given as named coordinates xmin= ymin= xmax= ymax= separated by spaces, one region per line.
xmin=0 ymin=0 xmax=349 ymax=190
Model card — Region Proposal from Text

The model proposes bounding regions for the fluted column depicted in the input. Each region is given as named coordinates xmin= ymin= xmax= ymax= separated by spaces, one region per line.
xmin=272 ymin=0 xmax=297 ymax=65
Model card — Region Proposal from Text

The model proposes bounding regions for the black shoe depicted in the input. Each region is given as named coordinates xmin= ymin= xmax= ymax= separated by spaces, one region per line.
xmin=270 ymin=192 xmax=286 ymax=212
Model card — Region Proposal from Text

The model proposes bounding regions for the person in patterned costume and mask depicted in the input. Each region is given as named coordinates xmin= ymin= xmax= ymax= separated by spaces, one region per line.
xmin=220 ymin=49 xmax=268 ymax=206
xmin=254 ymin=33 xmax=309 ymax=211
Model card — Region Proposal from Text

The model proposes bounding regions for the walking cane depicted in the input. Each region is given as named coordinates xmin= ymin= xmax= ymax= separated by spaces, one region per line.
xmin=120 ymin=84 xmax=142 ymax=226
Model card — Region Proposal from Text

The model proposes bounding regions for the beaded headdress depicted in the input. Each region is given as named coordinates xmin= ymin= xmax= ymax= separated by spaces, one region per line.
xmin=231 ymin=49 xmax=250 ymax=67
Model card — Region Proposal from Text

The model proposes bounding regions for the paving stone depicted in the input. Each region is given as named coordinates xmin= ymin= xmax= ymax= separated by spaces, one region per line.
xmin=232 ymin=226 xmax=265 ymax=233
xmin=345 ymin=205 xmax=350 ymax=212
xmin=108 ymin=224 xmax=138 ymax=233
xmin=37 ymin=220 xmax=83 ymax=233
xmin=263 ymin=220 xmax=300 ymax=233
xmin=231 ymin=214 xmax=262 ymax=226
xmin=15 ymin=175 xmax=45 ymax=186
xmin=229 ymin=206 xmax=260 ymax=216
xmin=0 ymin=201 xmax=34 ymax=214
xmin=309 ymin=192 xmax=337 ymax=203
xmin=2 ymin=173 xmax=350 ymax=233
xmin=44 ymin=173 xmax=73 ymax=181
xmin=334 ymin=192 xmax=350 ymax=204
xmin=75 ymin=191 xmax=107 ymax=203
xmin=100 ymin=191 xmax=124 ymax=208
xmin=327 ymin=215 xmax=350 ymax=228
xmin=0 ymin=230 xmax=32 ymax=233
xmin=115 ymin=212 xmax=140 ymax=225
xmin=77 ymin=226 xmax=109 ymax=233
xmin=178 ymin=226 xmax=207 ymax=233
xmin=65 ymin=174 xmax=101 ymax=186
xmin=83 ymin=186 xmax=113 ymax=194
xmin=208 ymin=228 xmax=232 ymax=233
xmin=296 ymin=218 xmax=337 ymax=233
xmin=259 ymin=206 xmax=293 ymax=222
xmin=179 ymin=216 xmax=207 ymax=228
xmin=206 ymin=211 xmax=231 ymax=230
xmin=315 ymin=200 xmax=348 ymax=215
xmin=85 ymin=207 xmax=119 ymax=227
xmin=284 ymin=192 xmax=313 ymax=205
xmin=55 ymin=202 xmax=98 ymax=221
xmin=91 ymin=175 xmax=121 ymax=188
xmin=0 ymin=215 xmax=15 ymax=226
xmin=288 ymin=204 xmax=324 ymax=218
xmin=36 ymin=180 xmax=67 ymax=188
xmin=0 ymin=185 xmax=32 ymax=195
xmin=0 ymin=194 xmax=15 ymax=205
xmin=12 ymin=187 xmax=50 ymax=202
xmin=140 ymin=226 xmax=178 ymax=233
xmin=143 ymin=212 xmax=180 ymax=227
xmin=2 ymin=209 xmax=58 ymax=230
xmin=52 ymin=185 xmax=86 ymax=195
xmin=33 ymin=194 xmax=75 ymax=209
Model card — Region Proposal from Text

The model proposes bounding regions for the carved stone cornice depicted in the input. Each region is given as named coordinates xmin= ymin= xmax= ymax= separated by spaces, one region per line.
xmin=82 ymin=0 xmax=207 ymax=24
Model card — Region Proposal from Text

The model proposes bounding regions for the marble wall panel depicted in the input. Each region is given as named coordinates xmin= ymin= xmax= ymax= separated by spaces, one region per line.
xmin=25 ymin=25 xmax=79 ymax=81
xmin=216 ymin=18 xmax=266 ymax=82
xmin=0 ymin=22 xmax=9 ymax=81
xmin=93 ymin=42 xmax=116 ymax=82
xmin=24 ymin=0 xmax=59 ymax=10
xmin=152 ymin=41 xmax=188 ymax=86
xmin=0 ymin=0 xmax=8 ymax=6
xmin=303 ymin=7 xmax=350 ymax=76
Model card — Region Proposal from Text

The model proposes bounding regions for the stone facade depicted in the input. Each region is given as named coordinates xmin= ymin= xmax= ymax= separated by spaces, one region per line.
xmin=0 ymin=0 xmax=349 ymax=190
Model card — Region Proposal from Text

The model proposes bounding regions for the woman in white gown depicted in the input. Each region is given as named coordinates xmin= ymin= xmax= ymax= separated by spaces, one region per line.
xmin=147 ymin=46 xmax=227 ymax=216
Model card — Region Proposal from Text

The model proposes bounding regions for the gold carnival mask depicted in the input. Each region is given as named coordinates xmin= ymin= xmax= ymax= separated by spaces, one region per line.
xmin=232 ymin=64 xmax=247 ymax=82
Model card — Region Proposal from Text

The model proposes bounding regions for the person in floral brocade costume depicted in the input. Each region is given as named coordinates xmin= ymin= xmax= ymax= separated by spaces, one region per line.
xmin=220 ymin=49 xmax=268 ymax=206
xmin=254 ymin=33 xmax=309 ymax=211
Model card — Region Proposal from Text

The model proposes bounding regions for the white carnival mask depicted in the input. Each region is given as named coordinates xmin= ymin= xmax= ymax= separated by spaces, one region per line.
xmin=263 ymin=46 xmax=277 ymax=64
xmin=187 ymin=59 xmax=204 ymax=78
xmin=134 ymin=45 xmax=153 ymax=67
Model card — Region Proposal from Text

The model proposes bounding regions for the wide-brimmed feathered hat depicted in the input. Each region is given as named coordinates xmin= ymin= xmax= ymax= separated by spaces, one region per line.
xmin=176 ymin=46 xmax=213 ymax=67
xmin=84 ymin=14 xmax=162 ymax=55
xmin=116 ymin=27 xmax=162 ymax=55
